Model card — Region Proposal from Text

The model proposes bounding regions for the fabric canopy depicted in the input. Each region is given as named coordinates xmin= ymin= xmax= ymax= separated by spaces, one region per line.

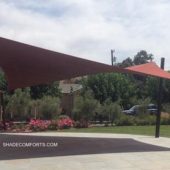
xmin=0 ymin=37 xmax=127 ymax=90
xmin=126 ymin=62 xmax=170 ymax=80
xmin=1 ymin=37 xmax=170 ymax=90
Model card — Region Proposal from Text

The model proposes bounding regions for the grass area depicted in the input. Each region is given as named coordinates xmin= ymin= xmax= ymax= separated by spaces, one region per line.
xmin=58 ymin=125 xmax=170 ymax=137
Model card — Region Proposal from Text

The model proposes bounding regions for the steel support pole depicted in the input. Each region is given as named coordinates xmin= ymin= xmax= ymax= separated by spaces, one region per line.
xmin=0 ymin=91 xmax=6 ymax=130
xmin=111 ymin=50 xmax=114 ymax=66
xmin=155 ymin=58 xmax=165 ymax=138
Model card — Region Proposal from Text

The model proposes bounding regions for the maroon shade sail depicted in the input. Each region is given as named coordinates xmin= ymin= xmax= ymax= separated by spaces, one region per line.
xmin=0 ymin=37 xmax=127 ymax=90
xmin=125 ymin=62 xmax=170 ymax=79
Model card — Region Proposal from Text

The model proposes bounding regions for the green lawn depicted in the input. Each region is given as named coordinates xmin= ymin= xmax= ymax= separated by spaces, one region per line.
xmin=58 ymin=125 xmax=170 ymax=137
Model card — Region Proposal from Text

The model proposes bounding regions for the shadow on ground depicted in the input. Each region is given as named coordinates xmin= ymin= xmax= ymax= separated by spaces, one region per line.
xmin=0 ymin=134 xmax=170 ymax=160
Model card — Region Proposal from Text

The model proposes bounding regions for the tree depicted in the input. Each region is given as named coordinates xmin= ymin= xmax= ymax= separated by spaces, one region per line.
xmin=100 ymin=99 xmax=122 ymax=125
xmin=145 ymin=77 xmax=159 ymax=102
xmin=73 ymin=90 xmax=100 ymax=121
xmin=33 ymin=96 xmax=61 ymax=120
xmin=163 ymin=79 xmax=170 ymax=103
xmin=133 ymin=50 xmax=153 ymax=65
xmin=146 ymin=76 xmax=170 ymax=103
xmin=117 ymin=50 xmax=153 ymax=68
xmin=6 ymin=88 xmax=31 ymax=121
xmin=30 ymin=81 xmax=61 ymax=99
xmin=82 ymin=73 xmax=136 ymax=107
xmin=118 ymin=57 xmax=133 ymax=68
xmin=0 ymin=70 xmax=7 ymax=92
xmin=128 ymin=50 xmax=155 ymax=98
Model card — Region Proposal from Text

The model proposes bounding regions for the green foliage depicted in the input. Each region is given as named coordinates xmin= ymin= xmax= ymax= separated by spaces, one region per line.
xmin=48 ymin=120 xmax=58 ymax=130
xmin=83 ymin=73 xmax=136 ymax=105
xmin=115 ymin=114 xmax=156 ymax=126
xmin=73 ymin=91 xmax=100 ymax=121
xmin=58 ymin=115 xmax=70 ymax=119
xmin=134 ymin=115 xmax=156 ymax=126
xmin=118 ymin=57 xmax=133 ymax=68
xmin=73 ymin=120 xmax=89 ymax=128
xmin=163 ymin=79 xmax=170 ymax=103
xmin=161 ymin=117 xmax=170 ymax=125
xmin=163 ymin=103 xmax=170 ymax=113
xmin=136 ymin=97 xmax=151 ymax=116
xmin=6 ymin=88 xmax=31 ymax=121
xmin=100 ymin=99 xmax=122 ymax=124
xmin=30 ymin=81 xmax=61 ymax=99
xmin=146 ymin=77 xmax=170 ymax=104
xmin=0 ymin=69 xmax=62 ymax=120
xmin=31 ymin=96 xmax=60 ymax=120
xmin=133 ymin=50 xmax=153 ymax=65
xmin=117 ymin=50 xmax=153 ymax=68
xmin=115 ymin=115 xmax=135 ymax=126
xmin=6 ymin=95 xmax=61 ymax=121
xmin=58 ymin=125 xmax=170 ymax=137
xmin=0 ymin=70 xmax=7 ymax=91
xmin=145 ymin=77 xmax=158 ymax=101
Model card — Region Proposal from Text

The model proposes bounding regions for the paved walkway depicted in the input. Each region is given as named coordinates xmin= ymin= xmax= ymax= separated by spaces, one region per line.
xmin=0 ymin=132 xmax=170 ymax=170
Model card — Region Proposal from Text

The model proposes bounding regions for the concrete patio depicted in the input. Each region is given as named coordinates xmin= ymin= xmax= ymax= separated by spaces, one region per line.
xmin=0 ymin=132 xmax=170 ymax=170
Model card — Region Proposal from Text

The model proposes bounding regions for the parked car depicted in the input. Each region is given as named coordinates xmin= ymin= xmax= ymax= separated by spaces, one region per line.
xmin=147 ymin=104 xmax=157 ymax=115
xmin=122 ymin=104 xmax=157 ymax=115
xmin=122 ymin=105 xmax=140 ymax=115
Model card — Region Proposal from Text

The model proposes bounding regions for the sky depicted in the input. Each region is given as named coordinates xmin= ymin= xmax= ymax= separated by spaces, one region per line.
xmin=0 ymin=0 xmax=170 ymax=69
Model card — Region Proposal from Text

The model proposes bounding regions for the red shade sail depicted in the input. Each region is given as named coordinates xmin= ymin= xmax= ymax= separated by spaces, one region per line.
xmin=1 ymin=37 xmax=170 ymax=90
xmin=0 ymin=37 xmax=127 ymax=90
xmin=125 ymin=62 xmax=170 ymax=79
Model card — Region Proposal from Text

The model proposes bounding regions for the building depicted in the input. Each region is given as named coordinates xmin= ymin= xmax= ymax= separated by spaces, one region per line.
xmin=59 ymin=81 xmax=82 ymax=117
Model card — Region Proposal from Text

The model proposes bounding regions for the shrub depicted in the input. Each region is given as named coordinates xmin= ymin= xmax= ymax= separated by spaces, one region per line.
xmin=30 ymin=96 xmax=61 ymax=120
xmin=162 ymin=103 xmax=170 ymax=113
xmin=136 ymin=97 xmax=151 ymax=115
xmin=58 ymin=115 xmax=69 ymax=119
xmin=134 ymin=115 xmax=156 ymax=126
xmin=73 ymin=91 xmax=100 ymax=121
xmin=29 ymin=119 xmax=51 ymax=131
xmin=115 ymin=115 xmax=135 ymax=126
xmin=115 ymin=113 xmax=156 ymax=126
xmin=6 ymin=88 xmax=31 ymax=121
xmin=161 ymin=117 xmax=170 ymax=125
xmin=58 ymin=117 xmax=74 ymax=129
xmin=100 ymin=99 xmax=122 ymax=125
xmin=0 ymin=121 xmax=14 ymax=130
xmin=48 ymin=120 xmax=58 ymax=130
xmin=73 ymin=120 xmax=88 ymax=128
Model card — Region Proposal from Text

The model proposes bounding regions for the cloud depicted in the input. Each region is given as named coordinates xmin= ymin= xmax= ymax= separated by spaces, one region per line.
xmin=0 ymin=0 xmax=170 ymax=69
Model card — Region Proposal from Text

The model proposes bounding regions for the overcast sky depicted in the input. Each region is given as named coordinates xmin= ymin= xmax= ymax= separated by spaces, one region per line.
xmin=1 ymin=0 xmax=170 ymax=69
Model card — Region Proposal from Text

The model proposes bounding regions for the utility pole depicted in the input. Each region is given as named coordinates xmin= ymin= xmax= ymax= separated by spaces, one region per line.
xmin=155 ymin=58 xmax=165 ymax=138
xmin=111 ymin=49 xmax=116 ymax=66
